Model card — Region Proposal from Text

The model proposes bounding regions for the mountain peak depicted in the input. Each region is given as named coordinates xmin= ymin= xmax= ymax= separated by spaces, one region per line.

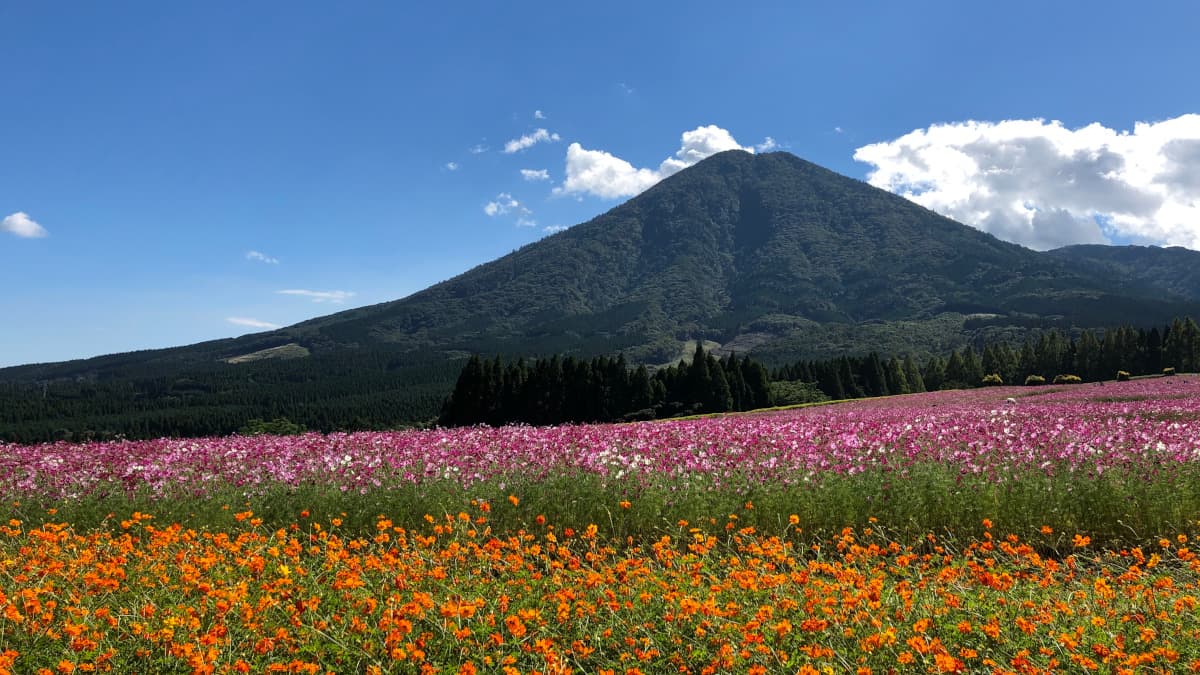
xmin=292 ymin=149 xmax=1195 ymax=365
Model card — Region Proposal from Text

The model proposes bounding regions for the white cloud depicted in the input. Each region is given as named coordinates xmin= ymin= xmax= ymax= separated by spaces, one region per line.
xmin=534 ymin=110 xmax=546 ymax=119
xmin=445 ymin=161 xmax=459 ymax=171
xmin=227 ymin=317 xmax=280 ymax=329
xmin=754 ymin=137 xmax=779 ymax=152
xmin=246 ymin=250 xmax=279 ymax=264
xmin=276 ymin=289 xmax=355 ymax=303
xmin=484 ymin=193 xmax=520 ymax=216
xmin=543 ymin=224 xmax=569 ymax=234
xmin=520 ymin=168 xmax=550 ymax=181
xmin=555 ymin=124 xmax=754 ymax=199
xmin=2 ymin=212 xmax=48 ymax=238
xmin=617 ymin=82 xmax=635 ymax=95
xmin=834 ymin=126 xmax=844 ymax=134
xmin=555 ymin=145 xmax=662 ymax=199
xmin=484 ymin=193 xmax=534 ymax=225
xmin=853 ymin=114 xmax=1200 ymax=250
xmin=469 ymin=144 xmax=488 ymax=154
xmin=503 ymin=128 xmax=561 ymax=154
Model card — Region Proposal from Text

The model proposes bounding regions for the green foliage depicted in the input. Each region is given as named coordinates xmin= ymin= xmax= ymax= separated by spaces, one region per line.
xmin=238 ymin=417 xmax=306 ymax=436
xmin=1048 ymin=244 xmax=1200 ymax=303
xmin=437 ymin=344 xmax=775 ymax=427
xmin=1025 ymin=374 xmax=1047 ymax=386
xmin=1051 ymin=374 xmax=1082 ymax=384
xmin=981 ymin=373 xmax=1004 ymax=386
xmin=0 ymin=347 xmax=461 ymax=443
xmin=768 ymin=380 xmax=830 ymax=406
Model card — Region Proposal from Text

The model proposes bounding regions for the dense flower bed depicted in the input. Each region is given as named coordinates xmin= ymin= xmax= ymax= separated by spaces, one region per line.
xmin=1 ymin=506 xmax=1199 ymax=674
xmin=2 ymin=377 xmax=1198 ymax=501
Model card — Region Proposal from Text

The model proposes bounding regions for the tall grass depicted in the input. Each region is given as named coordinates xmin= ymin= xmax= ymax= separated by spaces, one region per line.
xmin=11 ymin=459 xmax=1200 ymax=552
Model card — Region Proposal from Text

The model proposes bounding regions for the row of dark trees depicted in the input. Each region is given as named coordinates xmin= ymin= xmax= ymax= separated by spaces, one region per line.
xmin=438 ymin=343 xmax=772 ymax=427
xmin=774 ymin=353 xmax=927 ymax=400
xmin=776 ymin=318 xmax=1200 ymax=401
xmin=443 ymin=318 xmax=1200 ymax=427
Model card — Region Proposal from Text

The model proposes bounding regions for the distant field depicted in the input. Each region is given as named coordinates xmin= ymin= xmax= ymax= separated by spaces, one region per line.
xmin=222 ymin=342 xmax=311 ymax=363
xmin=2 ymin=376 xmax=1200 ymax=672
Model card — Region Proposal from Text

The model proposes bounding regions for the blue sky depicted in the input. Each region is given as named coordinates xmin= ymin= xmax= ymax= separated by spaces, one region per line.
xmin=3 ymin=1 xmax=1199 ymax=367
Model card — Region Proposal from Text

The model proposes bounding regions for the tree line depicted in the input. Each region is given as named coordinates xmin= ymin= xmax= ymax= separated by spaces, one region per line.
xmin=778 ymin=317 xmax=1200 ymax=400
xmin=438 ymin=343 xmax=772 ymax=427
xmin=441 ymin=317 xmax=1200 ymax=427
xmin=0 ymin=347 xmax=458 ymax=444
xmin=7 ymin=317 xmax=1199 ymax=440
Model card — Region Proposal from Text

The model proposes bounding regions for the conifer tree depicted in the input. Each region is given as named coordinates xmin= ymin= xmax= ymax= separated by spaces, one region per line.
xmin=1018 ymin=340 xmax=1037 ymax=381
xmin=960 ymin=347 xmax=983 ymax=386
xmin=741 ymin=358 xmax=773 ymax=408
xmin=816 ymin=361 xmax=845 ymax=400
xmin=707 ymin=354 xmax=733 ymax=412
xmin=862 ymin=352 xmax=889 ymax=397
xmin=923 ymin=355 xmax=945 ymax=392
xmin=687 ymin=340 xmax=711 ymax=410
xmin=838 ymin=357 xmax=863 ymax=398
xmin=1145 ymin=327 xmax=1163 ymax=373
xmin=942 ymin=350 xmax=966 ymax=388
xmin=1186 ymin=318 xmax=1200 ymax=372
xmin=1075 ymin=330 xmax=1101 ymax=381
xmin=903 ymin=355 xmax=925 ymax=393
xmin=724 ymin=355 xmax=748 ymax=410
xmin=884 ymin=356 xmax=909 ymax=395
xmin=630 ymin=364 xmax=654 ymax=413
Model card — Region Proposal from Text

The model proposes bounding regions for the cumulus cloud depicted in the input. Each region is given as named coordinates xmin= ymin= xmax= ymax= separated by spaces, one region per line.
xmin=555 ymin=145 xmax=661 ymax=199
xmin=2 ymin=212 xmax=48 ymax=238
xmin=245 ymin=250 xmax=279 ymax=264
xmin=543 ymin=224 xmax=569 ymax=234
xmin=445 ymin=161 xmax=459 ymax=171
xmin=534 ymin=110 xmax=546 ymax=119
xmin=555 ymin=124 xmax=754 ymax=199
xmin=226 ymin=317 xmax=280 ymax=329
xmin=853 ymin=114 xmax=1200 ymax=250
xmin=503 ymin=128 xmax=561 ymax=153
xmin=520 ymin=168 xmax=550 ymax=181
xmin=276 ymin=289 xmax=355 ymax=303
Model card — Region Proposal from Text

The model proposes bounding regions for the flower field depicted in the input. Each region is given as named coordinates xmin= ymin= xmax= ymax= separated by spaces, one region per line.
xmin=2 ymin=376 xmax=1200 ymax=672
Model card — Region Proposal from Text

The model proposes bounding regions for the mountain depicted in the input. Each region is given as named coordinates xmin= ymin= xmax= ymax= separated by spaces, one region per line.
xmin=3 ymin=150 xmax=1199 ymax=441
xmin=1047 ymin=244 xmax=1200 ymax=302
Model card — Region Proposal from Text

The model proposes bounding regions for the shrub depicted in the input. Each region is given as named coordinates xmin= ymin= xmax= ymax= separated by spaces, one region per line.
xmin=1163 ymin=367 xmax=1177 ymax=376
xmin=238 ymin=417 xmax=306 ymax=436
xmin=981 ymin=373 xmax=1004 ymax=386
xmin=769 ymin=380 xmax=831 ymax=406
xmin=1116 ymin=371 xmax=1132 ymax=381
xmin=1052 ymin=374 xmax=1083 ymax=384
xmin=1024 ymin=374 xmax=1046 ymax=386
xmin=620 ymin=408 xmax=657 ymax=422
